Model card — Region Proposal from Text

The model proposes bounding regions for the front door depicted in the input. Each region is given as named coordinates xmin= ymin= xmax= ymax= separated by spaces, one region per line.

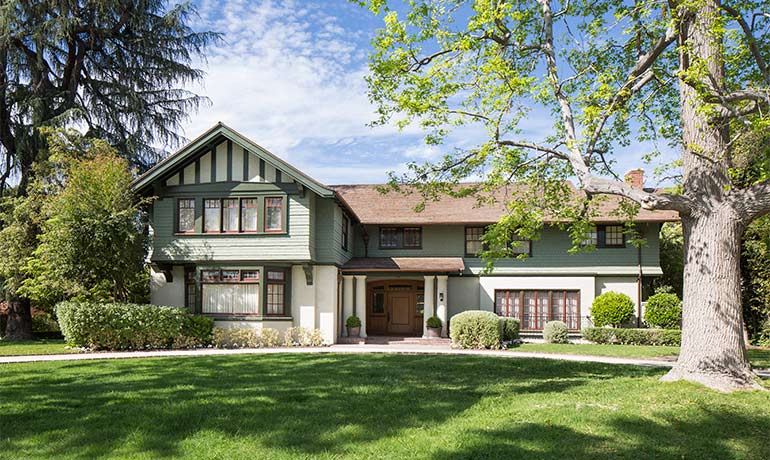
xmin=388 ymin=292 xmax=413 ymax=334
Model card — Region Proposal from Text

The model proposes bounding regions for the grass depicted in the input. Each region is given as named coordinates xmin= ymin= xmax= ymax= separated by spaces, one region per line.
xmin=0 ymin=338 xmax=76 ymax=356
xmin=1 ymin=354 xmax=769 ymax=460
xmin=509 ymin=343 xmax=770 ymax=368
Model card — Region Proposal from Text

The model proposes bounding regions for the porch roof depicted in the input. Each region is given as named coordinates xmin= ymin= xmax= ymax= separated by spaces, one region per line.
xmin=341 ymin=257 xmax=465 ymax=273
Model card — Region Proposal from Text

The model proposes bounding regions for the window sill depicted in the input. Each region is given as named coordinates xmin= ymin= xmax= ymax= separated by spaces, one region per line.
xmin=174 ymin=232 xmax=289 ymax=237
xmin=203 ymin=315 xmax=293 ymax=322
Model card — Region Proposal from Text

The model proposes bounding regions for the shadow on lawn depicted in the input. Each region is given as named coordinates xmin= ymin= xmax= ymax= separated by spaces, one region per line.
xmin=1 ymin=354 xmax=768 ymax=460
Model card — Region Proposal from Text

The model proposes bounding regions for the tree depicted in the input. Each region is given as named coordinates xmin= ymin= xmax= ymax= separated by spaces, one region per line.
xmin=357 ymin=0 xmax=770 ymax=390
xmin=0 ymin=0 xmax=218 ymax=338
xmin=17 ymin=130 xmax=149 ymax=308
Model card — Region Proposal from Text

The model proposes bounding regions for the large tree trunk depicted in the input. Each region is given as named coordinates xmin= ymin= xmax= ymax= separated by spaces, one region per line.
xmin=4 ymin=297 xmax=33 ymax=340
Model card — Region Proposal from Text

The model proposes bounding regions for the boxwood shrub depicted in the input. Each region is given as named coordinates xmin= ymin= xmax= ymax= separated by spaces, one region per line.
xmin=582 ymin=327 xmax=681 ymax=346
xmin=55 ymin=301 xmax=213 ymax=350
xmin=450 ymin=310 xmax=502 ymax=349
xmin=643 ymin=291 xmax=682 ymax=329
xmin=500 ymin=317 xmax=520 ymax=341
xmin=543 ymin=321 xmax=569 ymax=344
xmin=591 ymin=292 xmax=635 ymax=327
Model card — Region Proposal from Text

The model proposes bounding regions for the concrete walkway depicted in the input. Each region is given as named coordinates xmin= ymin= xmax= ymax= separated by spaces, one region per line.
xmin=2 ymin=345 xmax=768 ymax=377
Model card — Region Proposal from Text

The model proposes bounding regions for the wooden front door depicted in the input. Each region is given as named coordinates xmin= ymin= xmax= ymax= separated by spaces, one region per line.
xmin=388 ymin=293 xmax=413 ymax=334
xmin=367 ymin=280 xmax=424 ymax=336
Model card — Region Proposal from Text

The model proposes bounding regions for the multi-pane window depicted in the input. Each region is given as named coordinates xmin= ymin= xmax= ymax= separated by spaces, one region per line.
xmin=184 ymin=268 xmax=197 ymax=311
xmin=341 ymin=214 xmax=349 ymax=250
xmin=204 ymin=199 xmax=221 ymax=233
xmin=264 ymin=197 xmax=284 ymax=232
xmin=510 ymin=237 xmax=531 ymax=256
xmin=200 ymin=269 xmax=260 ymax=315
xmin=222 ymin=199 xmax=239 ymax=232
xmin=465 ymin=227 xmax=485 ymax=256
xmin=241 ymin=199 xmax=258 ymax=232
xmin=266 ymin=270 xmax=287 ymax=315
xmin=372 ymin=287 xmax=385 ymax=315
xmin=495 ymin=290 xmax=580 ymax=330
xmin=177 ymin=199 xmax=195 ymax=233
xmin=378 ymin=227 xmax=422 ymax=249
xmin=583 ymin=225 xmax=625 ymax=248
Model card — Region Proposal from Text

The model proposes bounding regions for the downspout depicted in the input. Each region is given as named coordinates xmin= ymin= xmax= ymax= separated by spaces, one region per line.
xmin=637 ymin=243 xmax=643 ymax=327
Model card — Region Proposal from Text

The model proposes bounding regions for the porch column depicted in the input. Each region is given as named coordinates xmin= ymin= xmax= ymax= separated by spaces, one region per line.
xmin=342 ymin=275 xmax=354 ymax=336
xmin=355 ymin=275 xmax=367 ymax=338
xmin=436 ymin=275 xmax=448 ymax=337
xmin=422 ymin=275 xmax=435 ymax=338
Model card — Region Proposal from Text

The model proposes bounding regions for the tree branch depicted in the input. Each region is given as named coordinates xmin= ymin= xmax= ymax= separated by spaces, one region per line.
xmin=721 ymin=4 xmax=770 ymax=85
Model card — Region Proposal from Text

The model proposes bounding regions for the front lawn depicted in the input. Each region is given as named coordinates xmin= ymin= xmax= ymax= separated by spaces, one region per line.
xmin=1 ymin=354 xmax=769 ymax=460
xmin=510 ymin=343 xmax=770 ymax=368
xmin=0 ymin=339 xmax=76 ymax=356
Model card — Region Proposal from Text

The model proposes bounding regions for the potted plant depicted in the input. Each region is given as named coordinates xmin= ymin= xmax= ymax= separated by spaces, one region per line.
xmin=426 ymin=316 xmax=442 ymax=338
xmin=346 ymin=315 xmax=362 ymax=337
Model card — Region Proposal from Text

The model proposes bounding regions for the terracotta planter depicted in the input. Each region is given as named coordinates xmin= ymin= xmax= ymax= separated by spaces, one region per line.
xmin=347 ymin=326 xmax=361 ymax=337
xmin=427 ymin=326 xmax=442 ymax=338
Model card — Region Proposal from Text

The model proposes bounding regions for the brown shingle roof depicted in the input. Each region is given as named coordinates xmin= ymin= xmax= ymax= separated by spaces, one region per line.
xmin=331 ymin=183 xmax=679 ymax=225
xmin=341 ymin=257 xmax=465 ymax=273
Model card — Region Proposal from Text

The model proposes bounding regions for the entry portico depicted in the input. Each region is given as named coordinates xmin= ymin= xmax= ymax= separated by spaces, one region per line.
xmin=339 ymin=257 xmax=464 ymax=338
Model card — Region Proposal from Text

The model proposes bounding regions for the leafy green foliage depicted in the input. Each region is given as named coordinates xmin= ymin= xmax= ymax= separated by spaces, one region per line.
xmin=741 ymin=215 xmax=770 ymax=343
xmin=657 ymin=223 xmax=684 ymax=296
xmin=346 ymin=315 xmax=362 ymax=328
xmin=55 ymin=301 xmax=212 ymax=350
xmin=449 ymin=310 xmax=502 ymax=349
xmin=543 ymin=321 xmax=569 ymax=344
xmin=500 ymin=317 xmax=520 ymax=341
xmin=582 ymin=327 xmax=681 ymax=346
xmin=644 ymin=289 xmax=682 ymax=329
xmin=591 ymin=292 xmax=635 ymax=327
xmin=426 ymin=316 xmax=442 ymax=328
xmin=16 ymin=130 xmax=150 ymax=308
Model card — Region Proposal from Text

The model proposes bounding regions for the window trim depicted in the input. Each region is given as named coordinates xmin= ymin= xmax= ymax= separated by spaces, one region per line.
xmin=221 ymin=199 xmax=240 ymax=233
xmin=494 ymin=289 xmax=581 ymax=331
xmin=240 ymin=198 xmax=259 ymax=233
xmin=199 ymin=268 xmax=263 ymax=317
xmin=176 ymin=198 xmax=196 ymax=234
xmin=378 ymin=226 xmax=423 ymax=250
xmin=203 ymin=198 xmax=222 ymax=234
xmin=263 ymin=196 xmax=285 ymax=233
xmin=265 ymin=268 xmax=288 ymax=316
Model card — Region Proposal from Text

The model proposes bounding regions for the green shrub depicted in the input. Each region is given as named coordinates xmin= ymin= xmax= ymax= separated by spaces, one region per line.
xmin=543 ymin=321 xmax=569 ymax=344
xmin=755 ymin=318 xmax=770 ymax=347
xmin=500 ymin=317 xmax=520 ymax=341
xmin=284 ymin=327 xmax=325 ymax=347
xmin=31 ymin=311 xmax=60 ymax=333
xmin=450 ymin=310 xmax=502 ymax=349
xmin=426 ymin=316 xmax=442 ymax=328
xmin=644 ymin=291 xmax=682 ymax=329
xmin=345 ymin=315 xmax=361 ymax=328
xmin=591 ymin=292 xmax=635 ymax=327
xmin=55 ymin=301 xmax=213 ymax=350
xmin=582 ymin=327 xmax=681 ymax=346
xmin=212 ymin=327 xmax=258 ymax=348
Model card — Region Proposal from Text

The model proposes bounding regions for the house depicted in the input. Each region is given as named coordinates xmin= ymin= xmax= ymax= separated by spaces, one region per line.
xmin=131 ymin=123 xmax=678 ymax=343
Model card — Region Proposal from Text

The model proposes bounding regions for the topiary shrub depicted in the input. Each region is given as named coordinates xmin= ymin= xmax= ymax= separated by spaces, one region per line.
xmin=582 ymin=327 xmax=681 ymax=346
xmin=500 ymin=317 xmax=520 ymax=341
xmin=55 ymin=301 xmax=213 ymax=350
xmin=591 ymin=292 xmax=635 ymax=327
xmin=543 ymin=321 xmax=569 ymax=343
xmin=644 ymin=290 xmax=682 ymax=329
xmin=450 ymin=310 xmax=502 ymax=349
xmin=345 ymin=315 xmax=361 ymax=328
xmin=426 ymin=316 xmax=442 ymax=328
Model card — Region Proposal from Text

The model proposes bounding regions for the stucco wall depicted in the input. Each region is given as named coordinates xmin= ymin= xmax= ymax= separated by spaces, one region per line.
xmin=290 ymin=264 xmax=340 ymax=344
xmin=595 ymin=275 xmax=642 ymax=324
xmin=150 ymin=266 xmax=186 ymax=308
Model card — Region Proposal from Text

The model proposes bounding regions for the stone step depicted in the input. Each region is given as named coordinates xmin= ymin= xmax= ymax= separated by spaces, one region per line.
xmin=364 ymin=336 xmax=451 ymax=346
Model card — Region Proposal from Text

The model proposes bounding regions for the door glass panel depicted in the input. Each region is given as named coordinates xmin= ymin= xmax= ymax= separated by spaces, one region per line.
xmin=522 ymin=291 xmax=536 ymax=329
xmin=372 ymin=292 xmax=385 ymax=314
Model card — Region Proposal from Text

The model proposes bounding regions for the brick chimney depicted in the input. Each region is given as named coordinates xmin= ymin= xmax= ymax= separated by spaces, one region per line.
xmin=625 ymin=169 xmax=644 ymax=189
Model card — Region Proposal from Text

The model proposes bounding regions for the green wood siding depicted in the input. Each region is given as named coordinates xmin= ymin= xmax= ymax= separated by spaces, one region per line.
xmin=151 ymin=192 xmax=313 ymax=262
xmin=357 ymin=223 xmax=662 ymax=275
xmin=313 ymin=197 xmax=354 ymax=265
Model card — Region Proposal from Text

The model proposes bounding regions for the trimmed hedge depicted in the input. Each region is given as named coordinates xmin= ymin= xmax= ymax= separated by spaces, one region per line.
xmin=644 ymin=292 xmax=682 ymax=329
xmin=500 ymin=317 xmax=520 ymax=341
xmin=55 ymin=301 xmax=213 ymax=350
xmin=543 ymin=321 xmax=569 ymax=344
xmin=450 ymin=310 xmax=502 ymax=349
xmin=591 ymin=292 xmax=635 ymax=327
xmin=582 ymin=327 xmax=681 ymax=346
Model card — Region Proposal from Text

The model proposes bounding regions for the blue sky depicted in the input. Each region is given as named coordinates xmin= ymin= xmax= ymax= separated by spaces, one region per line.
xmin=182 ymin=0 xmax=677 ymax=186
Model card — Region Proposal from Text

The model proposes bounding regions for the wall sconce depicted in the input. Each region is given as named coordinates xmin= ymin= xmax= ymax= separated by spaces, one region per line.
xmin=439 ymin=292 xmax=444 ymax=302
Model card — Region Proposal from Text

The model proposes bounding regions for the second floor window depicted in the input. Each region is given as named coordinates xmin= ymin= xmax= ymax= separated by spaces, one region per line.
xmin=379 ymin=227 xmax=422 ymax=249
xmin=241 ymin=199 xmax=258 ymax=232
xmin=177 ymin=199 xmax=195 ymax=233
xmin=465 ymin=227 xmax=485 ymax=256
xmin=204 ymin=199 xmax=221 ymax=233
xmin=264 ymin=197 xmax=284 ymax=232
xmin=223 ymin=199 xmax=239 ymax=232
xmin=341 ymin=214 xmax=349 ymax=250
xmin=584 ymin=225 xmax=625 ymax=248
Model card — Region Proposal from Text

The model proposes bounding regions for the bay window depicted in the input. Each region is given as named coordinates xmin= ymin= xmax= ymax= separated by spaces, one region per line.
xmin=201 ymin=269 xmax=260 ymax=315
xmin=264 ymin=197 xmax=284 ymax=232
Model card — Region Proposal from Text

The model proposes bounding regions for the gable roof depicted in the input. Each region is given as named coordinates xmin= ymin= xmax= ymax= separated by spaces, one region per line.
xmin=130 ymin=122 xmax=335 ymax=198
xmin=330 ymin=184 xmax=679 ymax=225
